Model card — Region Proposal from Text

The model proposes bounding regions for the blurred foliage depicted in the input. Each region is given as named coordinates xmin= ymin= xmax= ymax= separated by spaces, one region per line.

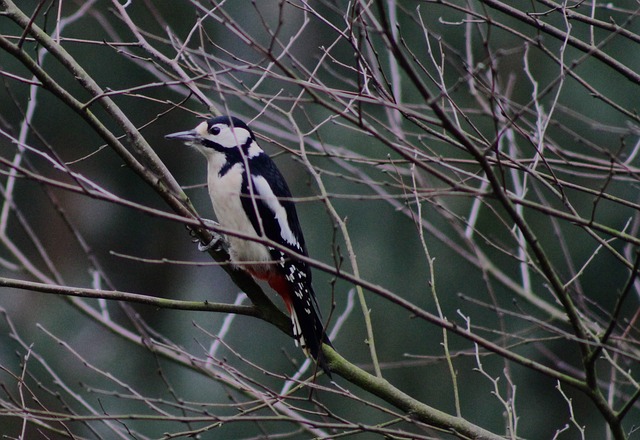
xmin=1 ymin=0 xmax=639 ymax=438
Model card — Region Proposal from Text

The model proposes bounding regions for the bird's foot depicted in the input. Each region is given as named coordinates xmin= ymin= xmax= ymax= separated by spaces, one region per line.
xmin=185 ymin=225 xmax=226 ymax=253
xmin=197 ymin=235 xmax=221 ymax=252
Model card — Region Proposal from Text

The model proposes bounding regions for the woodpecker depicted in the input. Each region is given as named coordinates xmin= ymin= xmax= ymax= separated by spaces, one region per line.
xmin=166 ymin=116 xmax=332 ymax=374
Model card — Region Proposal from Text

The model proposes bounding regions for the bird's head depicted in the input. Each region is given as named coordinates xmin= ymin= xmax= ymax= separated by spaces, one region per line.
xmin=165 ymin=116 xmax=256 ymax=156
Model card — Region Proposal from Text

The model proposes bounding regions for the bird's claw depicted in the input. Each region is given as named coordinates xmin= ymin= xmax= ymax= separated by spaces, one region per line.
xmin=185 ymin=225 xmax=225 ymax=253
xmin=186 ymin=224 xmax=198 ymax=240
xmin=197 ymin=236 xmax=220 ymax=252
xmin=198 ymin=234 xmax=228 ymax=253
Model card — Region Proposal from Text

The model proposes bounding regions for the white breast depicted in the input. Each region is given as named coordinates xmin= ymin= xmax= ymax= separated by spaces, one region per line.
xmin=206 ymin=157 xmax=272 ymax=274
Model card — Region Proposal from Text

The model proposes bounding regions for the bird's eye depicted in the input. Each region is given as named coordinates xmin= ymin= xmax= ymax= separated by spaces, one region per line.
xmin=210 ymin=126 xmax=221 ymax=135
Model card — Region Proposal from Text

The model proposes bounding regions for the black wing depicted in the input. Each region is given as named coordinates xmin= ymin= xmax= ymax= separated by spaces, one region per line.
xmin=240 ymin=153 xmax=308 ymax=256
xmin=241 ymin=152 xmax=332 ymax=369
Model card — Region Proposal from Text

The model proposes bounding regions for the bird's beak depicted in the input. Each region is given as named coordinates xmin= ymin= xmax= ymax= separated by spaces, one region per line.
xmin=165 ymin=129 xmax=199 ymax=142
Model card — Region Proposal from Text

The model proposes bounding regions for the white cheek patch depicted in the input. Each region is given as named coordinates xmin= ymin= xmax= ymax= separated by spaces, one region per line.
xmin=251 ymin=175 xmax=299 ymax=248
xmin=205 ymin=125 xmax=253 ymax=149
xmin=247 ymin=140 xmax=263 ymax=158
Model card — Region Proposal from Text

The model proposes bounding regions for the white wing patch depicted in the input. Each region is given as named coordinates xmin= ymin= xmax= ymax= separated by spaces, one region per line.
xmin=251 ymin=175 xmax=299 ymax=247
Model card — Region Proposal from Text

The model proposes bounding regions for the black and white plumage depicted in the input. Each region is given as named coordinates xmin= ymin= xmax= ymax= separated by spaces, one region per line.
xmin=166 ymin=116 xmax=331 ymax=373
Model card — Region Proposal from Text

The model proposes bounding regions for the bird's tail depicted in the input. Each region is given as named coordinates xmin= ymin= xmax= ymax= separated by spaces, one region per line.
xmin=266 ymin=272 xmax=332 ymax=376
xmin=288 ymin=289 xmax=333 ymax=376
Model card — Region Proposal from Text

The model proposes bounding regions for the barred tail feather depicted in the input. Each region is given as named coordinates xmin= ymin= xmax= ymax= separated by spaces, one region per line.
xmin=265 ymin=268 xmax=332 ymax=376
xmin=289 ymin=295 xmax=332 ymax=376
xmin=290 ymin=309 xmax=303 ymax=348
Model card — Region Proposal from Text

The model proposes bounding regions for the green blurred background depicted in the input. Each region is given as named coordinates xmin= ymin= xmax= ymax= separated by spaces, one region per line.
xmin=1 ymin=1 xmax=639 ymax=438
